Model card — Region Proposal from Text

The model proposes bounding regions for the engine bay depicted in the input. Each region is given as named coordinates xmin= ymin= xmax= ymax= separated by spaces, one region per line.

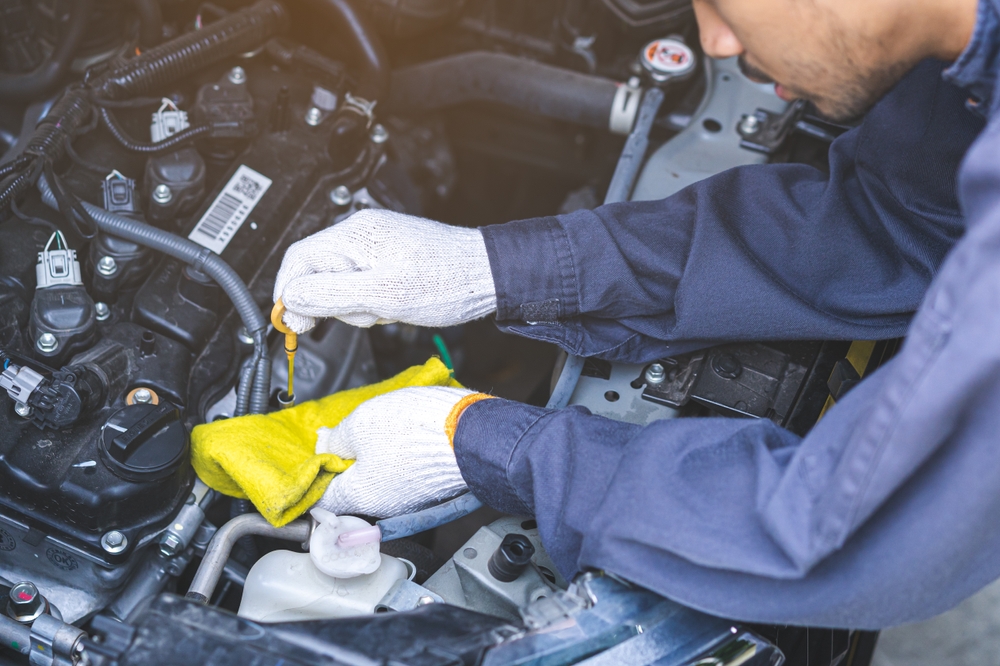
xmin=0 ymin=1 xmax=878 ymax=664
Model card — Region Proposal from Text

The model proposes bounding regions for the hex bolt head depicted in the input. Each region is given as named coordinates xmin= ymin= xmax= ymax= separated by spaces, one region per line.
xmin=370 ymin=124 xmax=389 ymax=144
xmin=97 ymin=255 xmax=118 ymax=277
xmin=132 ymin=388 xmax=153 ymax=404
xmin=95 ymin=302 xmax=111 ymax=321
xmin=7 ymin=582 xmax=45 ymax=623
xmin=152 ymin=183 xmax=173 ymax=205
xmin=417 ymin=595 xmax=435 ymax=606
xmin=101 ymin=530 xmax=128 ymax=554
xmin=159 ymin=533 xmax=183 ymax=557
xmin=13 ymin=402 xmax=32 ymax=419
xmin=228 ymin=66 xmax=247 ymax=85
xmin=644 ymin=362 xmax=666 ymax=385
xmin=236 ymin=326 xmax=254 ymax=346
xmin=740 ymin=114 xmax=761 ymax=135
xmin=36 ymin=333 xmax=58 ymax=354
xmin=329 ymin=186 xmax=352 ymax=206
xmin=304 ymin=107 xmax=323 ymax=126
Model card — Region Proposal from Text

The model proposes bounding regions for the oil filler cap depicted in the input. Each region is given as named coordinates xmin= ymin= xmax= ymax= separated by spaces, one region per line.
xmin=100 ymin=403 xmax=188 ymax=482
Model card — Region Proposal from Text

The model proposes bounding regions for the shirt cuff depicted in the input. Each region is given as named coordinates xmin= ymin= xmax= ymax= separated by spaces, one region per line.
xmin=453 ymin=397 xmax=551 ymax=516
xmin=480 ymin=216 xmax=581 ymax=324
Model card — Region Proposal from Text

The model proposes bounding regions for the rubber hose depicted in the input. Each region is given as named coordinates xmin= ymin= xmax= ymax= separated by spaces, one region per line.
xmin=99 ymin=106 xmax=211 ymax=153
xmin=377 ymin=492 xmax=484 ymax=541
xmin=93 ymin=0 xmax=289 ymax=101
xmin=37 ymin=176 xmax=272 ymax=414
xmin=293 ymin=0 xmax=388 ymax=101
xmin=235 ymin=355 xmax=255 ymax=416
xmin=250 ymin=330 xmax=270 ymax=414
xmin=132 ymin=0 xmax=165 ymax=48
xmin=387 ymin=52 xmax=622 ymax=130
xmin=0 ymin=0 xmax=93 ymax=101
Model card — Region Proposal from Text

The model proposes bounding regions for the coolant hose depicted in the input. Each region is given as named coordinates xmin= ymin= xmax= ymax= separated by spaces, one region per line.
xmin=38 ymin=176 xmax=272 ymax=414
xmin=387 ymin=52 xmax=632 ymax=132
xmin=292 ymin=0 xmax=389 ymax=101
xmin=186 ymin=514 xmax=311 ymax=602
xmin=377 ymin=492 xmax=484 ymax=541
xmin=0 ymin=0 xmax=93 ymax=101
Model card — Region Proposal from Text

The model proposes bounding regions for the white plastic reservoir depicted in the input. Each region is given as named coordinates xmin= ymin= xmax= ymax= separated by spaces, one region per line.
xmin=238 ymin=509 xmax=411 ymax=622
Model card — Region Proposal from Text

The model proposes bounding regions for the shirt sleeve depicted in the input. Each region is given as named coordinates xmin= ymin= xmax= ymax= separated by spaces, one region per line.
xmin=480 ymin=60 xmax=981 ymax=363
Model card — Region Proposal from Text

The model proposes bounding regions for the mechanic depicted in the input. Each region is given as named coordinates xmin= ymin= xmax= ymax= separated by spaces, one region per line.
xmin=274 ymin=0 xmax=997 ymax=629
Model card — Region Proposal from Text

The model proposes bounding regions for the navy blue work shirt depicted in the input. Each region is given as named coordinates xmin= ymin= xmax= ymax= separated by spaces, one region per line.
xmin=454 ymin=2 xmax=999 ymax=629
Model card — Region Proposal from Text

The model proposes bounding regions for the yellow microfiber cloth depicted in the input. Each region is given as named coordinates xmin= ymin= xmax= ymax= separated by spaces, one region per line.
xmin=191 ymin=357 xmax=461 ymax=527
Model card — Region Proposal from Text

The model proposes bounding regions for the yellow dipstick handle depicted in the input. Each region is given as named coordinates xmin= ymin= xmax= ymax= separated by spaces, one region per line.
xmin=270 ymin=299 xmax=297 ymax=402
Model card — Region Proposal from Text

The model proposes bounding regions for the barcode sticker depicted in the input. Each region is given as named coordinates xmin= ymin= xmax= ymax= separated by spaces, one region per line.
xmin=188 ymin=165 xmax=271 ymax=254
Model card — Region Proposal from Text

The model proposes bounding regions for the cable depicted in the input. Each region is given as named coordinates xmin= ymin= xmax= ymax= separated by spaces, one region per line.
xmin=99 ymin=106 xmax=211 ymax=154
xmin=432 ymin=333 xmax=454 ymax=373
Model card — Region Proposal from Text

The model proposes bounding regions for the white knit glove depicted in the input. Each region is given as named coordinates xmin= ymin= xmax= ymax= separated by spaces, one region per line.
xmin=273 ymin=209 xmax=498 ymax=333
xmin=315 ymin=386 xmax=482 ymax=519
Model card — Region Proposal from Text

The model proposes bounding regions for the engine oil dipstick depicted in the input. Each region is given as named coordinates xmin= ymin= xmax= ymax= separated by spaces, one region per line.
xmin=271 ymin=300 xmax=297 ymax=407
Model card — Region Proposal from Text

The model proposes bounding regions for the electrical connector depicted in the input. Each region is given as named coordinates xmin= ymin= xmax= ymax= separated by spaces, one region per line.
xmin=102 ymin=170 xmax=139 ymax=215
xmin=151 ymin=98 xmax=190 ymax=143
xmin=35 ymin=231 xmax=83 ymax=289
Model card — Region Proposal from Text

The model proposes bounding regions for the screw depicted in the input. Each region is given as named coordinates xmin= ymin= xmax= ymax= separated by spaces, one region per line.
xmin=159 ymin=533 xmax=183 ymax=557
xmin=152 ymin=183 xmax=173 ymax=204
xmin=645 ymin=362 xmax=666 ymax=385
xmin=369 ymin=124 xmax=389 ymax=144
xmin=329 ymin=186 xmax=352 ymax=206
xmin=36 ymin=333 xmax=58 ymax=354
xmin=228 ymin=66 xmax=247 ymax=85
xmin=14 ymin=403 xmax=32 ymax=419
xmin=133 ymin=388 xmax=153 ymax=404
xmin=97 ymin=255 xmax=118 ymax=277
xmin=101 ymin=530 xmax=128 ymax=554
xmin=95 ymin=302 xmax=110 ymax=321
xmin=236 ymin=326 xmax=254 ymax=345
xmin=417 ymin=595 xmax=435 ymax=606
xmin=740 ymin=114 xmax=761 ymax=135
xmin=304 ymin=107 xmax=323 ymax=126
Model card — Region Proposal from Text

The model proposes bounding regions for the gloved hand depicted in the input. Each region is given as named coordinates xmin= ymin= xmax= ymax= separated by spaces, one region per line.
xmin=314 ymin=386 xmax=492 ymax=518
xmin=274 ymin=209 xmax=498 ymax=333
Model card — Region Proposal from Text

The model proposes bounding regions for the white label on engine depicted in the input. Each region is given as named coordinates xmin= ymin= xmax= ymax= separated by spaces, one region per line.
xmin=188 ymin=165 xmax=272 ymax=255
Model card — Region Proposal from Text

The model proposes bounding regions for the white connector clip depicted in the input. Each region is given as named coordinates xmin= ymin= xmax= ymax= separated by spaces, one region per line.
xmin=151 ymin=98 xmax=189 ymax=143
xmin=36 ymin=231 xmax=82 ymax=289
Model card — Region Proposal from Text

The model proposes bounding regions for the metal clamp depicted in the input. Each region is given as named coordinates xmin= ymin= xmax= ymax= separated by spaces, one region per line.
xmin=29 ymin=614 xmax=85 ymax=666
xmin=609 ymin=78 xmax=643 ymax=135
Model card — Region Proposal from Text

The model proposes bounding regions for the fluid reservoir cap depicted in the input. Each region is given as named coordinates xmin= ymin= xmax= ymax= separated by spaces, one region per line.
xmin=100 ymin=403 xmax=188 ymax=482
xmin=309 ymin=508 xmax=382 ymax=579
xmin=640 ymin=38 xmax=696 ymax=83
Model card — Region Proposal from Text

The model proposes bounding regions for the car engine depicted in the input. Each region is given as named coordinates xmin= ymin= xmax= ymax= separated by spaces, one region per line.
xmin=0 ymin=1 xmax=879 ymax=665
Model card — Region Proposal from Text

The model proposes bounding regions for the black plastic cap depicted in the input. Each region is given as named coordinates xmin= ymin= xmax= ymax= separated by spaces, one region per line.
xmin=488 ymin=533 xmax=536 ymax=582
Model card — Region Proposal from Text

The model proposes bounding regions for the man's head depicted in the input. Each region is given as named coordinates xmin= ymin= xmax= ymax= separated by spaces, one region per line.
xmin=692 ymin=0 xmax=978 ymax=121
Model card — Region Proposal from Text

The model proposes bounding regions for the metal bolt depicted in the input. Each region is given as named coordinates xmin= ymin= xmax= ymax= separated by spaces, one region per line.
xmin=159 ymin=533 xmax=183 ymax=557
xmin=304 ymin=107 xmax=323 ymax=126
xmin=228 ymin=66 xmax=247 ymax=85
xmin=133 ymin=388 xmax=153 ymax=404
xmin=369 ymin=123 xmax=389 ymax=144
xmin=36 ymin=333 xmax=58 ymax=354
xmin=14 ymin=403 xmax=32 ymax=419
xmin=236 ymin=326 xmax=254 ymax=345
xmin=645 ymin=362 xmax=666 ymax=385
xmin=101 ymin=530 xmax=128 ymax=554
xmin=329 ymin=186 xmax=352 ymax=206
xmin=97 ymin=255 xmax=118 ymax=277
xmin=95 ymin=302 xmax=110 ymax=321
xmin=740 ymin=114 xmax=761 ymax=135
xmin=417 ymin=595 xmax=435 ymax=606
xmin=152 ymin=183 xmax=173 ymax=205
xmin=8 ymin=582 xmax=45 ymax=623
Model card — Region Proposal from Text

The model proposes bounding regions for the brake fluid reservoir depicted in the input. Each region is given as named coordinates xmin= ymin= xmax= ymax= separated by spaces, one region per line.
xmin=238 ymin=510 xmax=410 ymax=622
